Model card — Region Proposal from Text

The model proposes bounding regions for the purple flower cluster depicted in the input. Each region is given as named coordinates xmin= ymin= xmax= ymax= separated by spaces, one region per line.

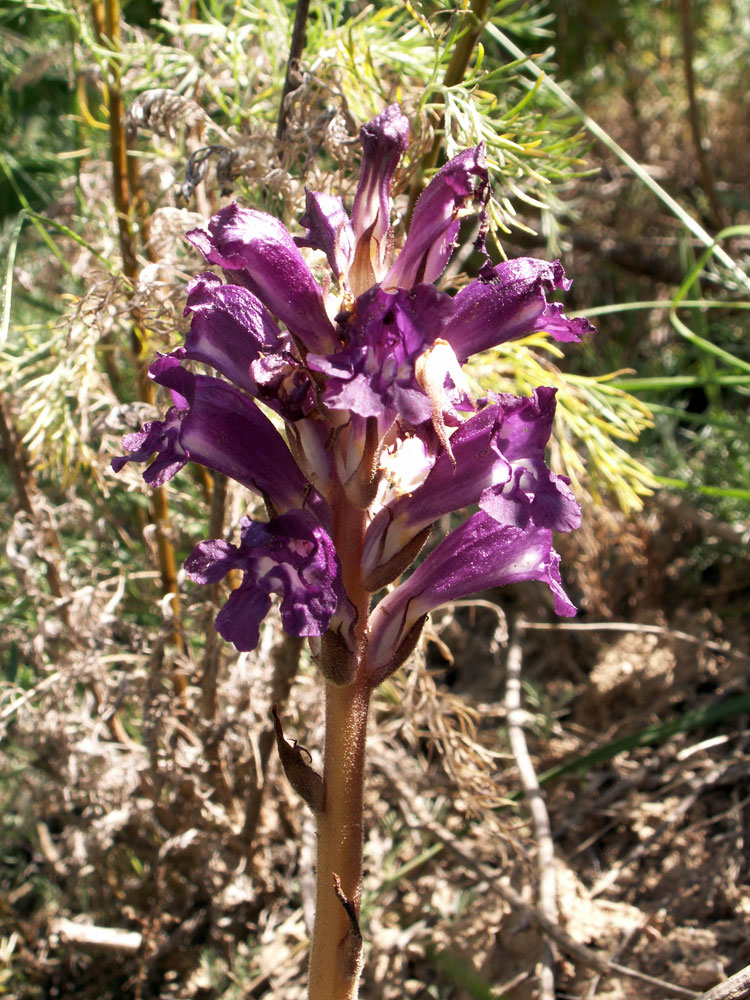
xmin=114 ymin=105 xmax=593 ymax=683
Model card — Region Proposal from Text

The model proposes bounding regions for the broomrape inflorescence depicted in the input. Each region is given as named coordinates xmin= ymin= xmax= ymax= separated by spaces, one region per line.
xmin=114 ymin=104 xmax=593 ymax=998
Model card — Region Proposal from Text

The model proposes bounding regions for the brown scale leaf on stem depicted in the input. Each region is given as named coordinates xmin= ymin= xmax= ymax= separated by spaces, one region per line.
xmin=333 ymin=873 xmax=363 ymax=982
xmin=271 ymin=704 xmax=325 ymax=813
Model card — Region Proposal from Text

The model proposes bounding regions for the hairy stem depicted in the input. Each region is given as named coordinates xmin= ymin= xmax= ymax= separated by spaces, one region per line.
xmin=307 ymin=486 xmax=371 ymax=999
xmin=308 ymin=677 xmax=370 ymax=999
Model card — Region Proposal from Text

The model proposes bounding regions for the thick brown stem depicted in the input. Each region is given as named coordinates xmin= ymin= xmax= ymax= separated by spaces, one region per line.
xmin=678 ymin=0 xmax=725 ymax=230
xmin=307 ymin=484 xmax=371 ymax=999
xmin=308 ymin=677 xmax=370 ymax=999
xmin=276 ymin=0 xmax=311 ymax=141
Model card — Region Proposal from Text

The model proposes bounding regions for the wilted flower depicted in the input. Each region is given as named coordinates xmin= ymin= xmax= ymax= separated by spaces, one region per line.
xmin=115 ymin=104 xmax=593 ymax=679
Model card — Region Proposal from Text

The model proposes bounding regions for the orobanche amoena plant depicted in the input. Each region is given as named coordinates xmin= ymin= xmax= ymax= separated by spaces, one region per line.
xmin=114 ymin=105 xmax=593 ymax=999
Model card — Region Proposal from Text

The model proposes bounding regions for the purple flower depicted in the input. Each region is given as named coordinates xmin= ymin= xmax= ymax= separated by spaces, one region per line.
xmin=187 ymin=204 xmax=338 ymax=354
xmin=367 ymin=511 xmax=576 ymax=683
xmin=308 ymin=284 xmax=454 ymax=431
xmin=295 ymin=190 xmax=355 ymax=281
xmin=447 ymin=259 xmax=595 ymax=363
xmin=185 ymin=510 xmax=342 ymax=652
xmin=349 ymin=104 xmax=410 ymax=294
xmin=477 ymin=387 xmax=580 ymax=533
xmin=181 ymin=272 xmax=285 ymax=394
xmin=114 ymin=355 xmax=324 ymax=519
xmin=114 ymin=104 xmax=591 ymax=660
xmin=383 ymin=145 xmax=489 ymax=291
xmin=361 ymin=388 xmax=579 ymax=591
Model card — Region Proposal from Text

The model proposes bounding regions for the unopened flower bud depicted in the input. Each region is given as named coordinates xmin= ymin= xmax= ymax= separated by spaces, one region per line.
xmin=316 ymin=628 xmax=357 ymax=686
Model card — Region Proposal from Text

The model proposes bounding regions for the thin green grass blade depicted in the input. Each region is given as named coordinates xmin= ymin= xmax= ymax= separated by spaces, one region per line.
xmin=611 ymin=375 xmax=750 ymax=392
xmin=0 ymin=154 xmax=72 ymax=274
xmin=655 ymin=477 xmax=750 ymax=500
xmin=1 ymin=211 xmax=26 ymax=348
xmin=576 ymin=300 xmax=750 ymax=319
xmin=668 ymin=225 xmax=750 ymax=374
xmin=536 ymin=694 xmax=750 ymax=787
xmin=486 ymin=25 xmax=750 ymax=293
xmin=25 ymin=212 xmax=116 ymax=274
xmin=377 ymin=842 xmax=445 ymax=895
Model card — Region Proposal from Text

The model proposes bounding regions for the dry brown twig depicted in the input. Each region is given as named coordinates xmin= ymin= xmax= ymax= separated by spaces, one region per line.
xmin=695 ymin=964 xmax=750 ymax=1000
xmin=520 ymin=619 xmax=750 ymax=661
xmin=505 ymin=623 xmax=557 ymax=1000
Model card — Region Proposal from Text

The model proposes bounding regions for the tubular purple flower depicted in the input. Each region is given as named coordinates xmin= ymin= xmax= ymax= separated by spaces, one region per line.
xmin=361 ymin=388 xmax=580 ymax=591
xmin=368 ymin=511 xmax=577 ymax=683
xmin=182 ymin=272 xmax=285 ymax=394
xmin=184 ymin=510 xmax=343 ymax=652
xmin=446 ymin=258 xmax=596 ymax=363
xmin=113 ymin=356 xmax=324 ymax=518
xmin=349 ymin=104 xmax=410 ymax=293
xmin=186 ymin=203 xmax=337 ymax=354
xmin=295 ymin=190 xmax=355 ymax=282
xmin=361 ymin=404 xmax=512 ymax=590
xmin=383 ymin=145 xmax=488 ymax=291
xmin=478 ymin=387 xmax=580 ymax=532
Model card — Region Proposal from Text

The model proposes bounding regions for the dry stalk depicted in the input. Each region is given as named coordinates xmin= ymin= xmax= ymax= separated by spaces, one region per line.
xmin=505 ymin=623 xmax=557 ymax=1000
xmin=89 ymin=0 xmax=186 ymax=690
xmin=694 ymin=964 xmax=750 ymax=1000
xmin=678 ymin=0 xmax=725 ymax=230
xmin=277 ymin=0 xmax=312 ymax=142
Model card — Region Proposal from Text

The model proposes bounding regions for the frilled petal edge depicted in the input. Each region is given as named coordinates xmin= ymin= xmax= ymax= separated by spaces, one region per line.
xmin=184 ymin=510 xmax=343 ymax=652
xmin=447 ymin=258 xmax=596 ymax=362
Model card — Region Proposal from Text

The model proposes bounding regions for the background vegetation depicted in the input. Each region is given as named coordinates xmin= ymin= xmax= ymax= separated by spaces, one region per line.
xmin=1 ymin=0 xmax=748 ymax=997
